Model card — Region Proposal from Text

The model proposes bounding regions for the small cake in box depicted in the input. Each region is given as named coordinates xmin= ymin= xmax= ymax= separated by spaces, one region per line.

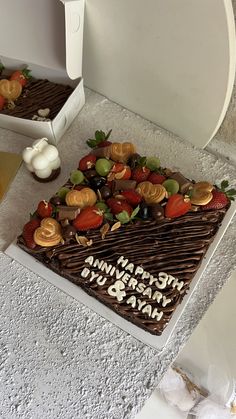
xmin=0 ymin=0 xmax=85 ymax=144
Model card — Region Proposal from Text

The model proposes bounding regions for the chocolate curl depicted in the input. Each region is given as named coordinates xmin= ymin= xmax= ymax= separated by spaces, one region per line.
xmin=113 ymin=179 xmax=137 ymax=191
xmin=57 ymin=206 xmax=80 ymax=221
xmin=170 ymin=172 xmax=193 ymax=194
xmin=92 ymin=145 xmax=111 ymax=158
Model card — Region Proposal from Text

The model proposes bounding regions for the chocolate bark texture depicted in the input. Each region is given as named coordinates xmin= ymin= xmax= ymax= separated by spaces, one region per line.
xmin=17 ymin=205 xmax=228 ymax=336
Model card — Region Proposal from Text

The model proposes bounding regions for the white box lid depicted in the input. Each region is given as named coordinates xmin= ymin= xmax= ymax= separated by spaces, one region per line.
xmin=0 ymin=0 xmax=84 ymax=80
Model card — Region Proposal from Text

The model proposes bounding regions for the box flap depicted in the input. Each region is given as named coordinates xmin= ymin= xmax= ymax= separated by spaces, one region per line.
xmin=0 ymin=0 xmax=84 ymax=80
xmin=83 ymin=0 xmax=236 ymax=148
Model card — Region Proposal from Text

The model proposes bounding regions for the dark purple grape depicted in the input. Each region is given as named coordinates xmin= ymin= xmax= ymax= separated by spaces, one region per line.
xmin=138 ymin=202 xmax=150 ymax=219
xmin=50 ymin=195 xmax=62 ymax=206
xmin=128 ymin=153 xmax=141 ymax=170
xmin=84 ymin=169 xmax=97 ymax=181
xmin=89 ymin=176 xmax=106 ymax=190
xmin=63 ymin=225 xmax=76 ymax=239
xmin=100 ymin=186 xmax=112 ymax=200
xmin=150 ymin=204 xmax=164 ymax=221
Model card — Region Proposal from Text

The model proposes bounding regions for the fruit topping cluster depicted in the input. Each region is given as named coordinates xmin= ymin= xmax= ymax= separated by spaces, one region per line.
xmin=0 ymin=63 xmax=31 ymax=110
xmin=22 ymin=130 xmax=236 ymax=249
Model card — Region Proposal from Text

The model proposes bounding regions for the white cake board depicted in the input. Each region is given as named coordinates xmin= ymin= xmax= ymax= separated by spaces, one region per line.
xmin=5 ymin=202 xmax=236 ymax=350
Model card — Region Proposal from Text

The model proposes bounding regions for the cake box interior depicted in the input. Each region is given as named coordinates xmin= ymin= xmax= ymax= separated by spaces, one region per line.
xmin=0 ymin=0 xmax=85 ymax=145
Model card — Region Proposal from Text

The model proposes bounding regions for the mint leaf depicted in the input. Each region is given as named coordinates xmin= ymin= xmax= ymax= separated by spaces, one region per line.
xmin=104 ymin=212 xmax=114 ymax=221
xmin=87 ymin=129 xmax=112 ymax=148
xmin=105 ymin=129 xmax=112 ymax=139
xmin=220 ymin=180 xmax=229 ymax=190
xmin=86 ymin=138 xmax=98 ymax=148
xmin=131 ymin=205 xmax=140 ymax=219
xmin=116 ymin=210 xmax=130 ymax=224
xmin=138 ymin=156 xmax=147 ymax=167
xmin=95 ymin=130 xmax=106 ymax=142
xmin=30 ymin=211 xmax=38 ymax=219
xmin=227 ymin=188 xmax=236 ymax=195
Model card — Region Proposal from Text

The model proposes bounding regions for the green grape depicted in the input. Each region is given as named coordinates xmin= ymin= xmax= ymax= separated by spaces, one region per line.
xmin=146 ymin=156 xmax=161 ymax=171
xmin=162 ymin=179 xmax=179 ymax=196
xmin=70 ymin=170 xmax=84 ymax=185
xmin=56 ymin=187 xmax=70 ymax=201
xmin=95 ymin=158 xmax=113 ymax=177
xmin=96 ymin=201 xmax=108 ymax=212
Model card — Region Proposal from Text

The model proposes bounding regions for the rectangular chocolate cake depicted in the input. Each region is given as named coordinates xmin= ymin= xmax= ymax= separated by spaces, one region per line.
xmin=17 ymin=131 xmax=234 ymax=335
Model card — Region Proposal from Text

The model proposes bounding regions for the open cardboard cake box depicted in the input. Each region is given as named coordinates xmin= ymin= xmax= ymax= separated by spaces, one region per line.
xmin=3 ymin=0 xmax=236 ymax=349
xmin=0 ymin=0 xmax=85 ymax=145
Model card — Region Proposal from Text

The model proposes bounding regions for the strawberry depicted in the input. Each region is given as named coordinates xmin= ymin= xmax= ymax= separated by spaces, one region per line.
xmin=120 ymin=190 xmax=142 ymax=207
xmin=131 ymin=167 xmax=150 ymax=183
xmin=79 ymin=154 xmax=96 ymax=171
xmin=37 ymin=200 xmax=53 ymax=218
xmin=97 ymin=140 xmax=112 ymax=148
xmin=107 ymin=198 xmax=133 ymax=216
xmin=73 ymin=206 xmax=103 ymax=231
xmin=165 ymin=194 xmax=191 ymax=218
xmin=9 ymin=68 xmax=31 ymax=87
xmin=111 ymin=163 xmax=125 ymax=173
xmin=10 ymin=68 xmax=31 ymax=87
xmin=202 ymin=180 xmax=236 ymax=210
xmin=148 ymin=173 xmax=166 ymax=184
xmin=87 ymin=129 xmax=112 ymax=149
xmin=202 ymin=189 xmax=229 ymax=210
xmin=119 ymin=166 xmax=131 ymax=180
xmin=108 ymin=163 xmax=131 ymax=181
xmin=0 ymin=95 xmax=5 ymax=110
xmin=23 ymin=218 xmax=41 ymax=249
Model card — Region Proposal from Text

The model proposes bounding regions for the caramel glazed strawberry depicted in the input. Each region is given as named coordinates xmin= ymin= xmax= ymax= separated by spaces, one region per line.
xmin=19 ymin=129 xmax=235 ymax=251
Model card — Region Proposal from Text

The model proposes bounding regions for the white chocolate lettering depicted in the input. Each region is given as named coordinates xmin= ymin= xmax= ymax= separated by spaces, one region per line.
xmin=152 ymin=290 xmax=163 ymax=303
xmin=142 ymin=287 xmax=152 ymax=298
xmin=135 ymin=266 xmax=144 ymax=276
xmin=126 ymin=295 xmax=136 ymax=308
xmin=177 ymin=281 xmax=184 ymax=291
xmin=93 ymin=258 xmax=104 ymax=269
xmin=115 ymin=269 xmax=125 ymax=280
xmin=125 ymin=263 xmax=134 ymax=273
xmin=128 ymin=277 xmax=138 ymax=290
xmin=141 ymin=271 xmax=150 ymax=280
xmin=81 ymin=267 xmax=90 ymax=278
xmin=156 ymin=272 xmax=168 ymax=289
xmin=149 ymin=275 xmax=157 ymax=286
xmin=97 ymin=276 xmax=107 ymax=286
xmin=110 ymin=266 xmax=116 ymax=276
xmin=142 ymin=304 xmax=152 ymax=317
xmin=121 ymin=272 xmax=131 ymax=284
xmin=108 ymin=280 xmax=126 ymax=302
xmin=85 ymin=256 xmax=94 ymax=266
xmin=136 ymin=283 xmax=146 ymax=293
xmin=89 ymin=271 xmax=99 ymax=282
xmin=137 ymin=299 xmax=147 ymax=310
xmin=117 ymin=256 xmax=129 ymax=268
xmin=162 ymin=296 xmax=172 ymax=307
xmin=167 ymin=275 xmax=184 ymax=291
xmin=100 ymin=262 xmax=113 ymax=275
xmin=151 ymin=308 xmax=163 ymax=321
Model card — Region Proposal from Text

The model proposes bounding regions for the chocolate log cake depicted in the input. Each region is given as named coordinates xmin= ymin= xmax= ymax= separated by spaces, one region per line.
xmin=16 ymin=132 xmax=234 ymax=335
